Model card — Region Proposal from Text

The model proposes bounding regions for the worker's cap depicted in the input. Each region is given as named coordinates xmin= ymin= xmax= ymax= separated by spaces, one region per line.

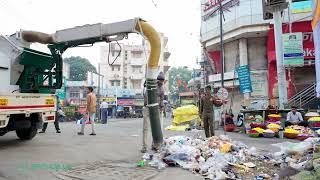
xmin=157 ymin=72 xmax=165 ymax=80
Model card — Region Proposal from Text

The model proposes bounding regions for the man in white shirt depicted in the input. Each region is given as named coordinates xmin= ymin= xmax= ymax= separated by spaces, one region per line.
xmin=285 ymin=106 xmax=308 ymax=127
xmin=100 ymin=99 xmax=108 ymax=124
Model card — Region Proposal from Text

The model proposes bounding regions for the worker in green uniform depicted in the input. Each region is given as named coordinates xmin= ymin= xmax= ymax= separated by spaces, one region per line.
xmin=200 ymin=85 xmax=220 ymax=138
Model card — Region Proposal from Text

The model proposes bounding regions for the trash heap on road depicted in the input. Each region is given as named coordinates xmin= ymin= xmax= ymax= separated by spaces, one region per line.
xmin=141 ymin=135 xmax=276 ymax=179
xmin=271 ymin=138 xmax=320 ymax=179
xmin=141 ymin=135 xmax=320 ymax=179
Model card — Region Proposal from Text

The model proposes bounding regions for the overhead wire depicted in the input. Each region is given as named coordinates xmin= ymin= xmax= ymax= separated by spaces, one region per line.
xmin=107 ymin=40 xmax=122 ymax=66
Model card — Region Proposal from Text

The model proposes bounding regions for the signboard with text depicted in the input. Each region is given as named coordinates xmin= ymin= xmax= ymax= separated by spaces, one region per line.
xmin=291 ymin=0 xmax=312 ymax=14
xmin=283 ymin=33 xmax=304 ymax=66
xmin=100 ymin=97 xmax=117 ymax=106
xmin=117 ymin=99 xmax=135 ymax=106
xmin=236 ymin=65 xmax=253 ymax=94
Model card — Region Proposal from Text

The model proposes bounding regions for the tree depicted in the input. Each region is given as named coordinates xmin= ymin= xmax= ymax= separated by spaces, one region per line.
xmin=168 ymin=67 xmax=192 ymax=102
xmin=64 ymin=56 xmax=97 ymax=81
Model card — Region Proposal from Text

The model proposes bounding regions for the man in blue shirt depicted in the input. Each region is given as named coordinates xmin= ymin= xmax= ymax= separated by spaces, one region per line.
xmin=39 ymin=95 xmax=61 ymax=133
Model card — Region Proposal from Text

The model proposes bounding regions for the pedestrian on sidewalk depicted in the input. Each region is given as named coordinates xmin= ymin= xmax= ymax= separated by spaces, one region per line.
xmin=78 ymin=87 xmax=96 ymax=136
xmin=200 ymin=85 xmax=220 ymax=138
xmin=100 ymin=99 xmax=108 ymax=124
xmin=39 ymin=94 xmax=61 ymax=133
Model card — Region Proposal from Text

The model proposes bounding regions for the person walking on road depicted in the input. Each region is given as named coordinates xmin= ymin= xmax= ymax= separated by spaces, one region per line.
xmin=39 ymin=94 xmax=61 ymax=133
xmin=78 ymin=87 xmax=97 ymax=136
xmin=100 ymin=99 xmax=108 ymax=124
xmin=200 ymin=85 xmax=220 ymax=138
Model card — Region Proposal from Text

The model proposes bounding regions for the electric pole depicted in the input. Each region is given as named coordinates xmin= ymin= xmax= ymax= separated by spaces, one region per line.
xmin=263 ymin=0 xmax=289 ymax=109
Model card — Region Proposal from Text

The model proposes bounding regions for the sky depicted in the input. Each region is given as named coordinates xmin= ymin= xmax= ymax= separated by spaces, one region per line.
xmin=0 ymin=0 xmax=201 ymax=68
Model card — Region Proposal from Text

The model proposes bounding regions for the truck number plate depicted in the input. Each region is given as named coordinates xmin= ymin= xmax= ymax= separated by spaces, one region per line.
xmin=45 ymin=99 xmax=54 ymax=105
xmin=0 ymin=99 xmax=8 ymax=106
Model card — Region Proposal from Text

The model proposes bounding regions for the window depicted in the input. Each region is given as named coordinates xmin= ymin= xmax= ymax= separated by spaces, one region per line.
xmin=131 ymin=51 xmax=142 ymax=58
xmin=111 ymin=65 xmax=121 ymax=71
xmin=132 ymin=65 xmax=142 ymax=73
xmin=70 ymin=91 xmax=80 ymax=98
xmin=110 ymin=80 xmax=121 ymax=87
xmin=132 ymin=80 xmax=141 ymax=89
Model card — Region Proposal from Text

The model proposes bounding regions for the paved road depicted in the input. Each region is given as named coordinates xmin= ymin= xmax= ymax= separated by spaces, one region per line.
xmin=0 ymin=118 xmax=294 ymax=180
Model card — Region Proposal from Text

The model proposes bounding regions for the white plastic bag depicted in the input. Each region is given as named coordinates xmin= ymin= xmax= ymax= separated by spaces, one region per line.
xmin=272 ymin=141 xmax=313 ymax=155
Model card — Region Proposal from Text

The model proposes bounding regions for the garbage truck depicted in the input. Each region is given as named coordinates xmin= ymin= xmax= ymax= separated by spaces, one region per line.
xmin=0 ymin=18 xmax=164 ymax=146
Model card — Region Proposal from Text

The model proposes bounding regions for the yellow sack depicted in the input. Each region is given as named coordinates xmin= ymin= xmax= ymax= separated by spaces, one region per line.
xmin=220 ymin=143 xmax=232 ymax=153
xmin=173 ymin=105 xmax=201 ymax=125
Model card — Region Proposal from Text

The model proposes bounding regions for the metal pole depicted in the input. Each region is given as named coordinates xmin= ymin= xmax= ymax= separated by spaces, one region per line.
xmin=219 ymin=2 xmax=224 ymax=88
xmin=288 ymin=0 xmax=292 ymax=33
xmin=219 ymin=2 xmax=226 ymax=135
xmin=97 ymin=63 xmax=101 ymax=120
xmin=273 ymin=9 xmax=288 ymax=109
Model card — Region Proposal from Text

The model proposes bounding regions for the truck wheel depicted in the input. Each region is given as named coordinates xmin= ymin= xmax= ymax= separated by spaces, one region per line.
xmin=0 ymin=131 xmax=7 ymax=136
xmin=16 ymin=127 xmax=37 ymax=140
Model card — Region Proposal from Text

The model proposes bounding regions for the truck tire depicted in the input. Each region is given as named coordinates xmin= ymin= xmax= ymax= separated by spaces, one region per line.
xmin=0 ymin=131 xmax=7 ymax=136
xmin=16 ymin=126 xmax=37 ymax=140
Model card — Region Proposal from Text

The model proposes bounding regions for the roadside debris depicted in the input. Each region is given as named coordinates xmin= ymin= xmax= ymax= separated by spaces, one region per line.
xmin=140 ymin=135 xmax=274 ymax=179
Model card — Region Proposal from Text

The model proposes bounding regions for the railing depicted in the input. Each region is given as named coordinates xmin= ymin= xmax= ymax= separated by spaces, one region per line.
xmin=288 ymin=83 xmax=316 ymax=108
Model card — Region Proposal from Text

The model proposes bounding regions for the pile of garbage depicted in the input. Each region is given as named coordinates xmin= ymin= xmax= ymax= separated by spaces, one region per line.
xmin=140 ymin=135 xmax=280 ymax=179
xmin=271 ymin=138 xmax=320 ymax=179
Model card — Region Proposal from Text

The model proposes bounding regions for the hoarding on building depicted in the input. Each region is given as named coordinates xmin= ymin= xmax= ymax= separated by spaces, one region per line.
xmin=100 ymin=97 xmax=117 ymax=106
xmin=236 ymin=65 xmax=252 ymax=93
xmin=283 ymin=33 xmax=304 ymax=66
xmin=134 ymin=99 xmax=144 ymax=106
xmin=251 ymin=72 xmax=268 ymax=97
xmin=117 ymin=99 xmax=135 ymax=106
xmin=291 ymin=0 xmax=312 ymax=14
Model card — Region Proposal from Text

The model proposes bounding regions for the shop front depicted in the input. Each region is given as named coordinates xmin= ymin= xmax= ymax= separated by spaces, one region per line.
xmin=267 ymin=21 xmax=315 ymax=106
xmin=101 ymin=97 xmax=117 ymax=117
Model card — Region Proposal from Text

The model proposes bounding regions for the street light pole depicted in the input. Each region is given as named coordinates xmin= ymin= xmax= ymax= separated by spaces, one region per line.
xmin=97 ymin=63 xmax=102 ymax=120
xmin=219 ymin=1 xmax=225 ymax=88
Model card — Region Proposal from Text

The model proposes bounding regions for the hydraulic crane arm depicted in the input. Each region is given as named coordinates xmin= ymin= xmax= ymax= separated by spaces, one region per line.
xmin=21 ymin=18 xmax=160 ymax=80
xmin=20 ymin=17 xmax=163 ymax=146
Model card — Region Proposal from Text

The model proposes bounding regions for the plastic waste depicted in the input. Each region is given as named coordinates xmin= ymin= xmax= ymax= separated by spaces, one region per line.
xmin=149 ymin=158 xmax=166 ymax=170
xmin=243 ymin=162 xmax=256 ymax=168
xmin=272 ymin=141 xmax=313 ymax=155
xmin=163 ymin=153 xmax=189 ymax=167
xmin=247 ymin=147 xmax=258 ymax=157
xmin=143 ymin=153 xmax=153 ymax=161
xmin=137 ymin=160 xmax=145 ymax=167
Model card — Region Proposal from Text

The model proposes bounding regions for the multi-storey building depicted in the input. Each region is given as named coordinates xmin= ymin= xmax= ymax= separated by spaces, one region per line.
xmin=99 ymin=32 xmax=171 ymax=103
xmin=200 ymin=0 xmax=316 ymax=112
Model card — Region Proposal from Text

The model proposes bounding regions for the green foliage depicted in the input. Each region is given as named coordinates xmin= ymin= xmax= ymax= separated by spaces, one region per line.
xmin=64 ymin=56 xmax=97 ymax=81
xmin=168 ymin=66 xmax=192 ymax=101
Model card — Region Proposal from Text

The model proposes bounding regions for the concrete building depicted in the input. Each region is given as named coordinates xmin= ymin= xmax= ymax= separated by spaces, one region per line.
xmin=200 ymin=0 xmax=316 ymax=112
xmin=65 ymin=72 xmax=100 ymax=106
xmin=99 ymin=33 xmax=171 ymax=98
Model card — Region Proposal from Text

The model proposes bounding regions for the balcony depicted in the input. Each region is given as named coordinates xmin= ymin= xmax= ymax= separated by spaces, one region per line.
xmin=130 ymin=74 xmax=144 ymax=80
